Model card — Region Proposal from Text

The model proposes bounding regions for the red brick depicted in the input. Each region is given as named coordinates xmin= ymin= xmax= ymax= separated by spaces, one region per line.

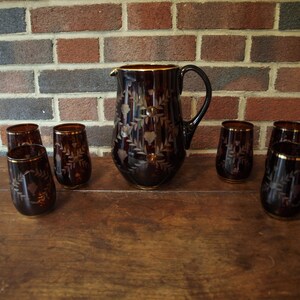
xmin=191 ymin=124 xmax=260 ymax=150
xmin=57 ymin=38 xmax=99 ymax=63
xmin=31 ymin=4 xmax=122 ymax=33
xmin=59 ymin=98 xmax=98 ymax=121
xmin=128 ymin=3 xmax=172 ymax=30
xmin=201 ymin=35 xmax=246 ymax=61
xmin=245 ymin=97 xmax=300 ymax=121
xmin=180 ymin=97 xmax=193 ymax=120
xmin=184 ymin=67 xmax=269 ymax=92
xmin=251 ymin=36 xmax=300 ymax=62
xmin=104 ymin=36 xmax=196 ymax=62
xmin=275 ymin=68 xmax=300 ymax=92
xmin=190 ymin=126 xmax=220 ymax=149
xmin=177 ymin=2 xmax=275 ymax=29
xmin=265 ymin=126 xmax=273 ymax=148
xmin=0 ymin=71 xmax=34 ymax=93
xmin=196 ymin=96 xmax=239 ymax=120
xmin=104 ymin=98 xmax=116 ymax=121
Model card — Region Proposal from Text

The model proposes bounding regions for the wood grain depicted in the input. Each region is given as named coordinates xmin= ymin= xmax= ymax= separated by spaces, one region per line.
xmin=0 ymin=156 xmax=299 ymax=299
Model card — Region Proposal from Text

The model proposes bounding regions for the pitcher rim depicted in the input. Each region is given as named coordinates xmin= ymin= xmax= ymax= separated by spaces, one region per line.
xmin=115 ymin=64 xmax=178 ymax=71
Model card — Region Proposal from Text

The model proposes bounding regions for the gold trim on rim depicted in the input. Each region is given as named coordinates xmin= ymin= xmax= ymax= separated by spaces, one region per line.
xmin=115 ymin=64 xmax=178 ymax=72
xmin=6 ymin=123 xmax=39 ymax=135
xmin=53 ymin=123 xmax=86 ymax=135
xmin=273 ymin=121 xmax=300 ymax=133
xmin=274 ymin=152 xmax=300 ymax=161
xmin=7 ymin=145 xmax=47 ymax=163
xmin=222 ymin=120 xmax=254 ymax=132
xmin=271 ymin=142 xmax=300 ymax=161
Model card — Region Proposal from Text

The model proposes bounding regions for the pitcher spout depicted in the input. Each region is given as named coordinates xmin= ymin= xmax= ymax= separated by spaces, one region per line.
xmin=110 ymin=69 xmax=118 ymax=76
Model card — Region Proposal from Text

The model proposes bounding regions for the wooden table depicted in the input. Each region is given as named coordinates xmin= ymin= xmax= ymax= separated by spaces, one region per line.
xmin=0 ymin=156 xmax=299 ymax=299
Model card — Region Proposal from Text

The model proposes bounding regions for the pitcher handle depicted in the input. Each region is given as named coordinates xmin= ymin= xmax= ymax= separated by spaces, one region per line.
xmin=180 ymin=65 xmax=212 ymax=149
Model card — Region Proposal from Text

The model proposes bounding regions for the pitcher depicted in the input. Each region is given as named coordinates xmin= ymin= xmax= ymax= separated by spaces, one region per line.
xmin=110 ymin=64 xmax=212 ymax=189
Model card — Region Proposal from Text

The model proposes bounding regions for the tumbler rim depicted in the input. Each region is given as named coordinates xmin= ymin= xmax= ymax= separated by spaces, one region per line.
xmin=273 ymin=120 xmax=300 ymax=132
xmin=221 ymin=120 xmax=254 ymax=132
xmin=7 ymin=144 xmax=47 ymax=163
xmin=6 ymin=123 xmax=39 ymax=135
xmin=271 ymin=141 xmax=300 ymax=161
xmin=53 ymin=123 xmax=86 ymax=135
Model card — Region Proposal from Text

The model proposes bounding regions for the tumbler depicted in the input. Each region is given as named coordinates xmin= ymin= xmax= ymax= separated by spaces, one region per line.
xmin=268 ymin=121 xmax=300 ymax=148
xmin=53 ymin=123 xmax=92 ymax=188
xmin=261 ymin=141 xmax=300 ymax=219
xmin=216 ymin=120 xmax=254 ymax=182
xmin=6 ymin=123 xmax=42 ymax=151
xmin=7 ymin=144 xmax=56 ymax=216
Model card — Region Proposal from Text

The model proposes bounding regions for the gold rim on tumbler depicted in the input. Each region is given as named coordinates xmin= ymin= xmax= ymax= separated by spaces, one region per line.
xmin=222 ymin=120 xmax=254 ymax=132
xmin=6 ymin=123 xmax=40 ymax=135
xmin=271 ymin=142 xmax=300 ymax=161
xmin=272 ymin=120 xmax=300 ymax=133
xmin=53 ymin=123 xmax=86 ymax=135
xmin=7 ymin=144 xmax=46 ymax=163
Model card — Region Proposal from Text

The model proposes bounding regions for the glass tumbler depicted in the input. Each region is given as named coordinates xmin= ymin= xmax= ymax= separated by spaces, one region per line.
xmin=261 ymin=142 xmax=300 ymax=219
xmin=7 ymin=144 xmax=56 ymax=216
xmin=216 ymin=120 xmax=254 ymax=182
xmin=268 ymin=121 xmax=300 ymax=148
xmin=53 ymin=123 xmax=92 ymax=188
xmin=6 ymin=123 xmax=43 ymax=151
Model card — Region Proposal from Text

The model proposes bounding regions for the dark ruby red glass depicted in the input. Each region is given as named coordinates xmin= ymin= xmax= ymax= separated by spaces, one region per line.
xmin=7 ymin=144 xmax=56 ymax=216
xmin=261 ymin=142 xmax=300 ymax=219
xmin=216 ymin=120 xmax=254 ymax=182
xmin=6 ymin=123 xmax=42 ymax=151
xmin=110 ymin=64 xmax=212 ymax=189
xmin=268 ymin=121 xmax=300 ymax=148
xmin=53 ymin=123 xmax=92 ymax=188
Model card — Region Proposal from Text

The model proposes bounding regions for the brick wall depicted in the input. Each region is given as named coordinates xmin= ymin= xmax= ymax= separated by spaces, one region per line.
xmin=0 ymin=0 xmax=299 ymax=156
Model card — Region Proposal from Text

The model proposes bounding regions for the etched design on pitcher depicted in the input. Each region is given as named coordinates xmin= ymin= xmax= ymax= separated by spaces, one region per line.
xmin=114 ymin=82 xmax=178 ymax=175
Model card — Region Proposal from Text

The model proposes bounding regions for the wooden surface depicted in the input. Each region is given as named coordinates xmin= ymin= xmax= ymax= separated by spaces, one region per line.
xmin=0 ymin=156 xmax=300 ymax=299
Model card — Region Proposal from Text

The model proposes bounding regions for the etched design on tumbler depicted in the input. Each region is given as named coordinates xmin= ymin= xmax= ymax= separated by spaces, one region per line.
xmin=7 ymin=144 xmax=56 ymax=216
xmin=53 ymin=123 xmax=92 ymax=188
xmin=222 ymin=140 xmax=252 ymax=176
xmin=261 ymin=141 xmax=300 ymax=218
xmin=261 ymin=168 xmax=300 ymax=213
xmin=216 ymin=120 xmax=253 ymax=182
xmin=55 ymin=141 xmax=90 ymax=182
xmin=10 ymin=168 xmax=53 ymax=207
